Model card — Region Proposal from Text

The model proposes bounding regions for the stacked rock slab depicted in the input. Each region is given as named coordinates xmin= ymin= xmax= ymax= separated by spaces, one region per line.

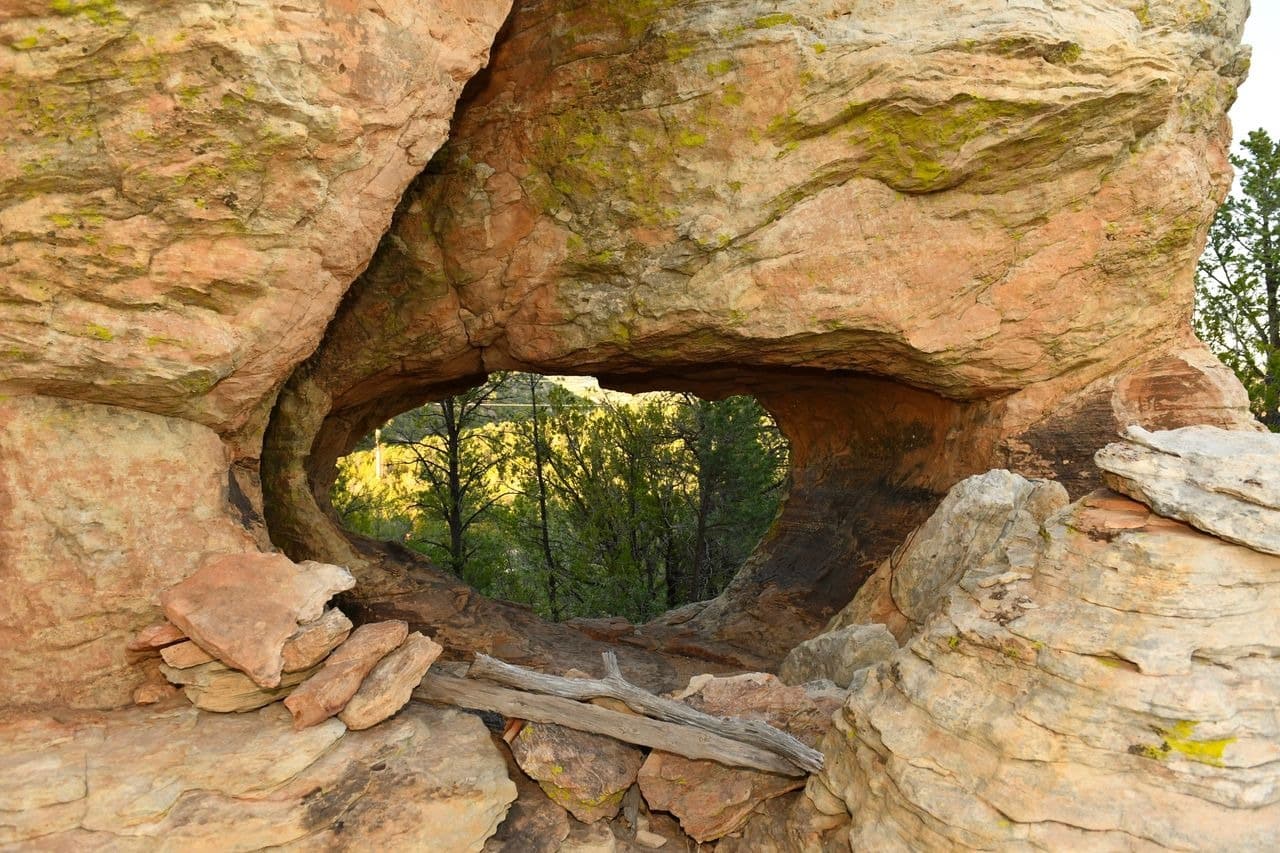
xmin=785 ymin=430 xmax=1280 ymax=849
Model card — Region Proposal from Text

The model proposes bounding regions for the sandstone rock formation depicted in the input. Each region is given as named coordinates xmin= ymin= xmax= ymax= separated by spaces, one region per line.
xmin=262 ymin=0 xmax=1258 ymax=663
xmin=778 ymin=623 xmax=898 ymax=689
xmin=805 ymin=462 xmax=1280 ymax=849
xmin=1097 ymin=424 xmax=1280 ymax=555
xmin=160 ymin=657 xmax=316 ymax=713
xmin=0 ymin=0 xmax=1273 ymax=849
xmin=509 ymin=722 xmax=645 ymax=823
xmin=0 ymin=702 xmax=516 ymax=850
xmin=160 ymin=552 xmax=355 ymax=688
xmin=0 ymin=0 xmax=511 ymax=709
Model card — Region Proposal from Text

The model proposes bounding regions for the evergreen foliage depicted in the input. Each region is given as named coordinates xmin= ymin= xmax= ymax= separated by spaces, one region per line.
xmin=331 ymin=374 xmax=789 ymax=621
xmin=1196 ymin=129 xmax=1280 ymax=430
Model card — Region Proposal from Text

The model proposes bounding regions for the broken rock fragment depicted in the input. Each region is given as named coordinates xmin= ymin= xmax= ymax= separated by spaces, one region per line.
xmin=159 ymin=553 xmax=355 ymax=688
xmin=127 ymin=622 xmax=185 ymax=652
xmin=283 ymin=620 xmax=408 ymax=729
xmin=338 ymin=631 xmax=443 ymax=731
xmin=281 ymin=608 xmax=353 ymax=672
xmin=778 ymin=623 xmax=899 ymax=688
xmin=509 ymin=722 xmax=644 ymax=823
xmin=161 ymin=660 xmax=317 ymax=713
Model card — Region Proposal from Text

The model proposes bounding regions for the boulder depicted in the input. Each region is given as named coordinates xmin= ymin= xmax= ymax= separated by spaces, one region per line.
xmin=0 ymin=702 xmax=516 ymax=851
xmin=484 ymin=736 xmax=572 ymax=853
xmin=636 ymin=673 xmax=843 ymax=841
xmin=1096 ymin=425 xmax=1280 ymax=555
xmin=817 ymin=473 xmax=1280 ymax=849
xmin=508 ymin=722 xmax=644 ymax=823
xmin=283 ymin=620 xmax=407 ymax=729
xmin=338 ymin=631 xmax=444 ymax=731
xmin=159 ymin=552 xmax=355 ymax=688
xmin=778 ymin=624 xmax=899 ymax=689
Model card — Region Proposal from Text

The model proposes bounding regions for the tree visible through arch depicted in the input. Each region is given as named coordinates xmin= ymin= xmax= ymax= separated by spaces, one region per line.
xmin=330 ymin=374 xmax=790 ymax=622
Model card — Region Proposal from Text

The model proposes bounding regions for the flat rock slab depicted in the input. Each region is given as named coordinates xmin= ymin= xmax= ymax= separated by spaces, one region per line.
xmin=160 ymin=660 xmax=315 ymax=713
xmin=339 ymin=631 xmax=443 ymax=731
xmin=284 ymin=620 xmax=407 ymax=729
xmin=280 ymin=607 xmax=353 ymax=673
xmin=160 ymin=553 xmax=355 ymax=688
xmin=509 ymin=721 xmax=644 ymax=823
xmin=0 ymin=702 xmax=515 ymax=851
xmin=1096 ymin=425 xmax=1280 ymax=555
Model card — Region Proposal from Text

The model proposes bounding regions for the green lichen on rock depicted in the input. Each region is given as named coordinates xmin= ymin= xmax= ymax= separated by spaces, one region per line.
xmin=1130 ymin=720 xmax=1237 ymax=767
xmin=753 ymin=13 xmax=796 ymax=29
xmin=51 ymin=0 xmax=125 ymax=26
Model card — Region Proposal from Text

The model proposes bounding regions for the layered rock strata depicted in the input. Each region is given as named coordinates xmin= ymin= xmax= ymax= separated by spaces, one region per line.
xmin=782 ymin=433 xmax=1280 ymax=849
xmin=0 ymin=702 xmax=516 ymax=851
xmin=262 ymin=0 xmax=1258 ymax=661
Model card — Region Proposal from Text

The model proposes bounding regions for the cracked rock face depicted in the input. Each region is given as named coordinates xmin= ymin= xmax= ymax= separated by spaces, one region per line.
xmin=0 ymin=0 xmax=511 ymax=438
xmin=812 ymin=472 xmax=1280 ymax=849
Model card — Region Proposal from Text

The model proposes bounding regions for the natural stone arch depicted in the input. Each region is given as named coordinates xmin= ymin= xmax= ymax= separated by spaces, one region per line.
xmin=259 ymin=0 xmax=1256 ymax=664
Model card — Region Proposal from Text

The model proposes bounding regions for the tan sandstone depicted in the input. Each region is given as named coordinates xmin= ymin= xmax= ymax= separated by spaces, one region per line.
xmin=159 ymin=551 xmax=355 ymax=688
xmin=337 ymin=631 xmax=443 ymax=731
xmin=0 ymin=702 xmax=516 ymax=850
xmin=283 ymin=619 xmax=408 ymax=729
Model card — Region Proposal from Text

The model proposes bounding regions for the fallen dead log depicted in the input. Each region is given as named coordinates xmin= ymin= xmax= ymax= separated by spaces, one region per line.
xmin=413 ymin=670 xmax=805 ymax=776
xmin=468 ymin=651 xmax=824 ymax=774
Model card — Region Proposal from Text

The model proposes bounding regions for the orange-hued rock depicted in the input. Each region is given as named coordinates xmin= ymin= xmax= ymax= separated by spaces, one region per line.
xmin=127 ymin=622 xmax=185 ymax=652
xmin=0 ymin=396 xmax=258 ymax=710
xmin=283 ymin=620 xmax=408 ymax=729
xmin=636 ymin=673 xmax=843 ymax=841
xmin=337 ymin=631 xmax=443 ymax=730
xmin=0 ymin=1 xmax=513 ymax=438
xmin=159 ymin=641 xmax=216 ymax=670
xmin=159 ymin=552 xmax=355 ymax=688
xmin=280 ymin=607 xmax=353 ymax=673
xmin=261 ymin=0 xmax=1259 ymax=664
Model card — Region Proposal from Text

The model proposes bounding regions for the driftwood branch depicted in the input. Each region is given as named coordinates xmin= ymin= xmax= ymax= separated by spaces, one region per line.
xmin=413 ymin=671 xmax=804 ymax=776
xmin=468 ymin=651 xmax=824 ymax=774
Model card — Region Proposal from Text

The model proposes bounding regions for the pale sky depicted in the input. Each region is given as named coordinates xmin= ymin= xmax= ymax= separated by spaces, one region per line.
xmin=1231 ymin=3 xmax=1280 ymax=145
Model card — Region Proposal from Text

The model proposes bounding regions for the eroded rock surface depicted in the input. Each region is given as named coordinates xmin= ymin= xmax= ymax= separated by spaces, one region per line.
xmin=510 ymin=722 xmax=644 ymax=823
xmin=814 ymin=472 xmax=1280 ymax=849
xmin=0 ymin=0 xmax=513 ymax=437
xmin=263 ymin=0 xmax=1257 ymax=663
xmin=1097 ymin=424 xmax=1280 ymax=555
xmin=778 ymin=623 xmax=898 ymax=689
xmin=0 ymin=702 xmax=516 ymax=850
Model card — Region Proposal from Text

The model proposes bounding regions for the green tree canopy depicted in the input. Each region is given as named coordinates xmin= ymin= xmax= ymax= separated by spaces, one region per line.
xmin=1196 ymin=128 xmax=1280 ymax=430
